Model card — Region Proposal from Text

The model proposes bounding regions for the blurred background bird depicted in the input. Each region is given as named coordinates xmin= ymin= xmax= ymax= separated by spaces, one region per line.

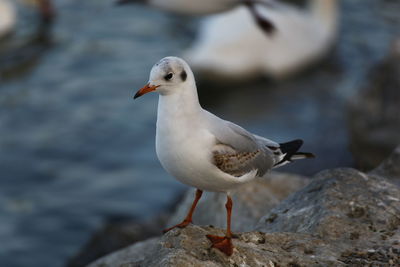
xmin=117 ymin=0 xmax=276 ymax=34
xmin=117 ymin=0 xmax=239 ymax=15
xmin=116 ymin=0 xmax=338 ymax=79
xmin=184 ymin=0 xmax=338 ymax=79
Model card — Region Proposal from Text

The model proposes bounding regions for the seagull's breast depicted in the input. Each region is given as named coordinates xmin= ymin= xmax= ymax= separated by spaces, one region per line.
xmin=156 ymin=118 xmax=215 ymax=181
xmin=155 ymin=117 xmax=257 ymax=192
xmin=154 ymin=95 xmax=256 ymax=192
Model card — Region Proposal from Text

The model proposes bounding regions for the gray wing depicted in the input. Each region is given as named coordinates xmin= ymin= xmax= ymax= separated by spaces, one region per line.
xmin=204 ymin=111 xmax=281 ymax=176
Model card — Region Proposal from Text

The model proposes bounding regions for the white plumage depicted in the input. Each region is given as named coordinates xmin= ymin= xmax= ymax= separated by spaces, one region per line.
xmin=184 ymin=0 xmax=338 ymax=79
xmin=135 ymin=57 xmax=313 ymax=193
xmin=134 ymin=56 xmax=314 ymax=256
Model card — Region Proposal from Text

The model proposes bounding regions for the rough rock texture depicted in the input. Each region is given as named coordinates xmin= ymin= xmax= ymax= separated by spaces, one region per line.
xmin=69 ymin=172 xmax=307 ymax=266
xmin=167 ymin=172 xmax=309 ymax=232
xmin=371 ymin=145 xmax=400 ymax=186
xmin=67 ymin=216 xmax=167 ymax=267
xmin=256 ymin=168 xmax=400 ymax=266
xmin=349 ymin=38 xmax=400 ymax=170
xmin=89 ymin=148 xmax=400 ymax=267
xmin=89 ymin=226 xmax=345 ymax=267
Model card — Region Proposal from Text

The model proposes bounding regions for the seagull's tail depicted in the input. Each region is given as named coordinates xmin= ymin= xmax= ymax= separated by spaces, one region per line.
xmin=273 ymin=139 xmax=315 ymax=168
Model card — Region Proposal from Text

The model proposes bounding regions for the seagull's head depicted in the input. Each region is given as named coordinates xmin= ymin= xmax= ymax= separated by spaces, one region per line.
xmin=134 ymin=57 xmax=192 ymax=99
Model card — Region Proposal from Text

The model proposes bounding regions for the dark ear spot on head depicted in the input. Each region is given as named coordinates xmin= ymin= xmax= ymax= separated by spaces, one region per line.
xmin=180 ymin=70 xmax=187 ymax=81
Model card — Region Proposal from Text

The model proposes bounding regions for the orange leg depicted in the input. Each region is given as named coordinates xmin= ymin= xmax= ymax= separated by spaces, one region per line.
xmin=206 ymin=195 xmax=234 ymax=256
xmin=163 ymin=189 xmax=203 ymax=233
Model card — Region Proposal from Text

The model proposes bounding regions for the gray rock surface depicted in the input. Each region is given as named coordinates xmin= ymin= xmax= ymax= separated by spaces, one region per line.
xmin=257 ymin=168 xmax=400 ymax=249
xmin=67 ymin=215 xmax=167 ymax=267
xmin=89 ymin=147 xmax=400 ymax=267
xmin=256 ymin=162 xmax=400 ymax=266
xmin=349 ymin=37 xmax=400 ymax=170
xmin=167 ymin=172 xmax=309 ymax=232
xmin=371 ymin=145 xmax=400 ymax=185
xmin=89 ymin=225 xmax=346 ymax=267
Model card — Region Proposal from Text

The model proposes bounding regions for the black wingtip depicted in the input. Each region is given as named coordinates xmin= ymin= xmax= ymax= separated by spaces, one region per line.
xmin=274 ymin=140 xmax=314 ymax=167
xmin=279 ymin=139 xmax=303 ymax=154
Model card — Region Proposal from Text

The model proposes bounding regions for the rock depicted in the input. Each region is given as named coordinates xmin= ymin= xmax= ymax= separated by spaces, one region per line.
xmin=67 ymin=215 xmax=167 ymax=267
xmin=70 ymin=172 xmax=307 ymax=266
xmin=256 ymin=165 xmax=400 ymax=266
xmin=87 ymin=237 xmax=161 ymax=267
xmin=89 ymin=225 xmax=346 ymax=267
xmin=256 ymin=168 xmax=400 ymax=241
xmin=348 ymin=37 xmax=400 ymax=170
xmin=370 ymin=145 xmax=400 ymax=185
xmin=88 ymin=149 xmax=400 ymax=267
xmin=166 ymin=172 xmax=309 ymax=232
xmin=90 ymin=222 xmax=400 ymax=267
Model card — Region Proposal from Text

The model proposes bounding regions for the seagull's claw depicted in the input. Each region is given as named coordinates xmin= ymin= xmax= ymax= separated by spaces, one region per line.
xmin=162 ymin=220 xmax=191 ymax=233
xmin=206 ymin=234 xmax=234 ymax=256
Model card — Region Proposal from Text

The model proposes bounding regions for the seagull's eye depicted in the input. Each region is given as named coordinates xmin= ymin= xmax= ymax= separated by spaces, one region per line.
xmin=164 ymin=73 xmax=173 ymax=81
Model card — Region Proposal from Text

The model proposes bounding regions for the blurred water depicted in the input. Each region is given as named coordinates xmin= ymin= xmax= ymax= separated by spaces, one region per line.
xmin=0 ymin=0 xmax=399 ymax=267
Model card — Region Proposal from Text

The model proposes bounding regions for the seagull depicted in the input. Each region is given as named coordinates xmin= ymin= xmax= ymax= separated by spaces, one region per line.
xmin=184 ymin=0 xmax=338 ymax=79
xmin=133 ymin=56 xmax=314 ymax=256
xmin=116 ymin=0 xmax=275 ymax=34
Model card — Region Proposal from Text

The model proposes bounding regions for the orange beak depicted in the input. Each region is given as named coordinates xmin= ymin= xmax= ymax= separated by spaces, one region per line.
xmin=133 ymin=83 xmax=159 ymax=99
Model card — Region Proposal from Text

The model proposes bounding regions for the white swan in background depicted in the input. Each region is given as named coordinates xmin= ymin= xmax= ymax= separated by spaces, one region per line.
xmin=117 ymin=0 xmax=276 ymax=34
xmin=117 ymin=0 xmax=241 ymax=15
xmin=184 ymin=0 xmax=338 ymax=79
xmin=0 ymin=0 xmax=16 ymax=38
